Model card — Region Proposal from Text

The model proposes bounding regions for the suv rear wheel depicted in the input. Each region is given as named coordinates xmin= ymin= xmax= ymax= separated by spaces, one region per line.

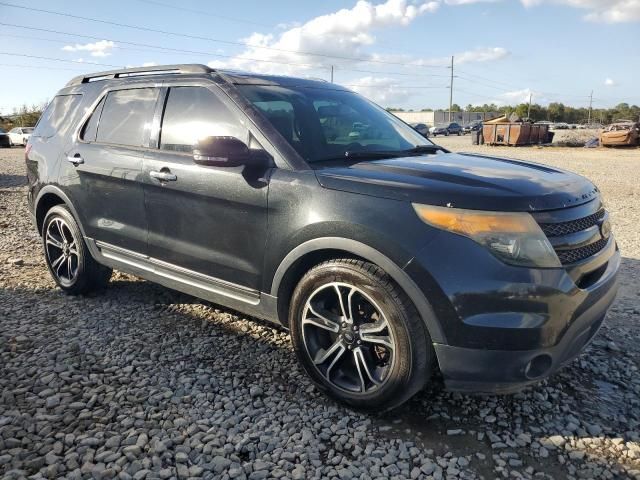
xmin=289 ymin=259 xmax=432 ymax=411
xmin=42 ymin=205 xmax=112 ymax=295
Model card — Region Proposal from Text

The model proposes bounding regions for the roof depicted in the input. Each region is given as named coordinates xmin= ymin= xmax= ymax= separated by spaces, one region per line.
xmin=65 ymin=63 xmax=346 ymax=91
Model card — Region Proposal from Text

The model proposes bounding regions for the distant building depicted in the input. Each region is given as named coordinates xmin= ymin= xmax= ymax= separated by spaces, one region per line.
xmin=390 ymin=110 xmax=500 ymax=126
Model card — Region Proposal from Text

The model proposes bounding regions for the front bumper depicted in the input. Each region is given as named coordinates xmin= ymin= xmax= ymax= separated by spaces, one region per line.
xmin=404 ymin=230 xmax=620 ymax=393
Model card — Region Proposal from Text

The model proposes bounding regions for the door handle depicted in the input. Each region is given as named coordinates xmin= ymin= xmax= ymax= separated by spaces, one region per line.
xmin=150 ymin=170 xmax=177 ymax=182
xmin=66 ymin=153 xmax=84 ymax=166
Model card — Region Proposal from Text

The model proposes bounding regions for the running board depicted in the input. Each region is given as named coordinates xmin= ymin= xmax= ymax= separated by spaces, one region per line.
xmin=93 ymin=240 xmax=261 ymax=305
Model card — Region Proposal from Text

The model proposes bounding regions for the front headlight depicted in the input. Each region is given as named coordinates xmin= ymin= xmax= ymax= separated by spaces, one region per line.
xmin=413 ymin=203 xmax=561 ymax=268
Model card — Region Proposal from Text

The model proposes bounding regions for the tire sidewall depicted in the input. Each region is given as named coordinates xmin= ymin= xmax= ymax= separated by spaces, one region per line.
xmin=289 ymin=263 xmax=419 ymax=410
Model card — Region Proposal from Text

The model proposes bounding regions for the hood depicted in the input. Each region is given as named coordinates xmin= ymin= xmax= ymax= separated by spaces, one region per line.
xmin=314 ymin=152 xmax=599 ymax=212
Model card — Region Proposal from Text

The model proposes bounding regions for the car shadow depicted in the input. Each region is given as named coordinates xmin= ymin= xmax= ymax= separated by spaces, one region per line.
xmin=1 ymin=256 xmax=638 ymax=478
xmin=0 ymin=173 xmax=27 ymax=188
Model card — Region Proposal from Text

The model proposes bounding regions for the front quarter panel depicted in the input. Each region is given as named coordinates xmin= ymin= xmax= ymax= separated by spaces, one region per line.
xmin=263 ymin=170 xmax=437 ymax=289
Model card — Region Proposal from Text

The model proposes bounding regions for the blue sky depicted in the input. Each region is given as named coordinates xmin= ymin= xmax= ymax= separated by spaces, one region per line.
xmin=0 ymin=0 xmax=639 ymax=114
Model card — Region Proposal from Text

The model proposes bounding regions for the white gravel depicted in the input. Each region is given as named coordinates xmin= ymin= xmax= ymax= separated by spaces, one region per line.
xmin=1 ymin=144 xmax=640 ymax=479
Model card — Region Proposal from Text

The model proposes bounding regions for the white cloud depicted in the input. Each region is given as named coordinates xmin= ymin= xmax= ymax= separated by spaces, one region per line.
xmin=604 ymin=77 xmax=616 ymax=86
xmin=410 ymin=46 xmax=510 ymax=66
xmin=62 ymin=40 xmax=116 ymax=57
xmin=207 ymin=0 xmax=441 ymax=75
xmin=520 ymin=0 xmax=640 ymax=23
xmin=462 ymin=88 xmax=550 ymax=107
xmin=501 ymin=88 xmax=536 ymax=103
xmin=444 ymin=0 xmax=499 ymax=4
xmin=346 ymin=76 xmax=414 ymax=105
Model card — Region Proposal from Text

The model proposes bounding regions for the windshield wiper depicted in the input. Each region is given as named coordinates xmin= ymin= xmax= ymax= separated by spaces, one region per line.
xmin=400 ymin=144 xmax=447 ymax=155
xmin=313 ymin=145 xmax=446 ymax=163
xmin=314 ymin=150 xmax=406 ymax=162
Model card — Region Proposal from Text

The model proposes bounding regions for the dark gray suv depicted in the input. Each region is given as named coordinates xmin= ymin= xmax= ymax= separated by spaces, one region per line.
xmin=27 ymin=65 xmax=619 ymax=411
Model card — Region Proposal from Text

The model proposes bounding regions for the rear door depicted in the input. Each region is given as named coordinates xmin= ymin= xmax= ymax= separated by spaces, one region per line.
xmin=62 ymin=86 xmax=160 ymax=253
xmin=142 ymin=83 xmax=270 ymax=290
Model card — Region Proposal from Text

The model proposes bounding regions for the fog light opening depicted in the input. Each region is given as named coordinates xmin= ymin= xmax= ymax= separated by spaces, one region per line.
xmin=525 ymin=354 xmax=553 ymax=380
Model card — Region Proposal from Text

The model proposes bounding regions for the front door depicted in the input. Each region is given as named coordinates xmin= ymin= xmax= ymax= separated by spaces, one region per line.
xmin=142 ymin=84 xmax=270 ymax=290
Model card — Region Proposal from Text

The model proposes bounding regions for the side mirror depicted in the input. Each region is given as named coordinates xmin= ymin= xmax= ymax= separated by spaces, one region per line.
xmin=193 ymin=136 xmax=251 ymax=167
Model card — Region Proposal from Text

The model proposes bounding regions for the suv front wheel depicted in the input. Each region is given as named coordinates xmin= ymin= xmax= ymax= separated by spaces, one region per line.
xmin=289 ymin=259 xmax=432 ymax=411
xmin=42 ymin=205 xmax=112 ymax=295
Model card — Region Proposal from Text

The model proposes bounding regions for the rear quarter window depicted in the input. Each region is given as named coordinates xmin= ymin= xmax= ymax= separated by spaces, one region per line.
xmin=32 ymin=94 xmax=83 ymax=138
xmin=96 ymin=88 xmax=159 ymax=147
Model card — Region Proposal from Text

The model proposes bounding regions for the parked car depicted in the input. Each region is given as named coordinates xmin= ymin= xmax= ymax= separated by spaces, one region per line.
xmin=8 ymin=126 xmax=34 ymax=146
xmin=429 ymin=123 xmax=462 ymax=136
xmin=429 ymin=125 xmax=449 ymax=136
xmin=27 ymin=64 xmax=620 ymax=411
xmin=463 ymin=122 xmax=482 ymax=134
xmin=0 ymin=128 xmax=10 ymax=148
xmin=550 ymin=123 xmax=570 ymax=131
xmin=410 ymin=123 xmax=430 ymax=137
xmin=600 ymin=121 xmax=640 ymax=147
xmin=446 ymin=122 xmax=463 ymax=135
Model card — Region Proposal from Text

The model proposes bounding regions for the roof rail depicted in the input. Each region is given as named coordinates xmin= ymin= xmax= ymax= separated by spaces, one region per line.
xmin=65 ymin=64 xmax=213 ymax=87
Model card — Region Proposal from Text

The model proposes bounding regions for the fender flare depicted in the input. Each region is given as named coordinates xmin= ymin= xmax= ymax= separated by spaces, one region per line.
xmin=270 ymin=237 xmax=445 ymax=344
xmin=34 ymin=186 xmax=87 ymax=237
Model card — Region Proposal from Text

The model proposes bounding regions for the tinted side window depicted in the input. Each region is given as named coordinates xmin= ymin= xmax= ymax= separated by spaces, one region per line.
xmin=160 ymin=86 xmax=245 ymax=153
xmin=81 ymin=96 xmax=106 ymax=142
xmin=33 ymin=94 xmax=83 ymax=138
xmin=96 ymin=88 xmax=159 ymax=147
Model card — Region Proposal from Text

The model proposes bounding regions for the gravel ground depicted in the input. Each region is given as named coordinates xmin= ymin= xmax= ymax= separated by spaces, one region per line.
xmin=1 ymin=144 xmax=639 ymax=480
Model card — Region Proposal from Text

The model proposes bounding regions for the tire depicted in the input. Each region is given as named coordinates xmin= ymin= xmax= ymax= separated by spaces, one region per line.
xmin=42 ymin=205 xmax=112 ymax=295
xmin=289 ymin=259 xmax=432 ymax=411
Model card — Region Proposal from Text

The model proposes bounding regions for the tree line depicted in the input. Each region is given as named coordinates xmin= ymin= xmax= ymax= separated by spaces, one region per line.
xmin=0 ymin=104 xmax=46 ymax=131
xmin=388 ymin=102 xmax=640 ymax=125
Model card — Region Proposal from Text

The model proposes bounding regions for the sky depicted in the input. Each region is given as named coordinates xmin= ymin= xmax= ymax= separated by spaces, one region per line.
xmin=0 ymin=0 xmax=639 ymax=115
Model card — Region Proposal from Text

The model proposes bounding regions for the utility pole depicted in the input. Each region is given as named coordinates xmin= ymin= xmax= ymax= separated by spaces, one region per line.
xmin=330 ymin=65 xmax=334 ymax=83
xmin=527 ymin=93 xmax=532 ymax=120
xmin=448 ymin=56 xmax=454 ymax=123
xmin=588 ymin=90 xmax=593 ymax=124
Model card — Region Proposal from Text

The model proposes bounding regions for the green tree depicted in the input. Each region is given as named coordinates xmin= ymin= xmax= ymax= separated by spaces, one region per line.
xmin=547 ymin=102 xmax=566 ymax=122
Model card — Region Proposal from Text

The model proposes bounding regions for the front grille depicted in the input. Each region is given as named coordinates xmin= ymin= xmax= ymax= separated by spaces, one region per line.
xmin=537 ymin=207 xmax=609 ymax=265
xmin=556 ymin=237 xmax=609 ymax=264
xmin=539 ymin=208 xmax=605 ymax=237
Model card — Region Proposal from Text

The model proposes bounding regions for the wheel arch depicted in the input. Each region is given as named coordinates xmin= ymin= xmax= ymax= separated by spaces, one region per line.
xmin=35 ymin=186 xmax=85 ymax=237
xmin=270 ymin=237 xmax=446 ymax=344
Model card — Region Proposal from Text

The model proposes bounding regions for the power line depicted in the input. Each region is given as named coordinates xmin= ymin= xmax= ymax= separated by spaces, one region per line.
xmin=0 ymin=23 xmax=323 ymax=70
xmin=344 ymin=85 xmax=448 ymax=89
xmin=334 ymin=66 xmax=450 ymax=78
xmin=0 ymin=52 xmax=447 ymax=91
xmin=0 ymin=23 xmax=456 ymax=81
xmin=0 ymin=2 xmax=448 ymax=69
xmin=456 ymin=70 xmax=594 ymax=101
xmin=0 ymin=52 xmax=122 ymax=68
xmin=132 ymin=0 xmax=273 ymax=27
xmin=0 ymin=62 xmax=87 ymax=72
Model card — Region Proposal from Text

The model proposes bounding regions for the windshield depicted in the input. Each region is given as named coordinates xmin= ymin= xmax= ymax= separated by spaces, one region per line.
xmin=238 ymin=84 xmax=436 ymax=163
xmin=23 ymin=127 xmax=34 ymax=133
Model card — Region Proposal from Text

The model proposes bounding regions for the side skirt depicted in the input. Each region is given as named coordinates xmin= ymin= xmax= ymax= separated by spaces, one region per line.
xmin=86 ymin=239 xmax=281 ymax=326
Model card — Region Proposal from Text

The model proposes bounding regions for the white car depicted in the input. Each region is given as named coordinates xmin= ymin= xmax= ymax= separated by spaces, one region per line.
xmin=8 ymin=127 xmax=34 ymax=146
